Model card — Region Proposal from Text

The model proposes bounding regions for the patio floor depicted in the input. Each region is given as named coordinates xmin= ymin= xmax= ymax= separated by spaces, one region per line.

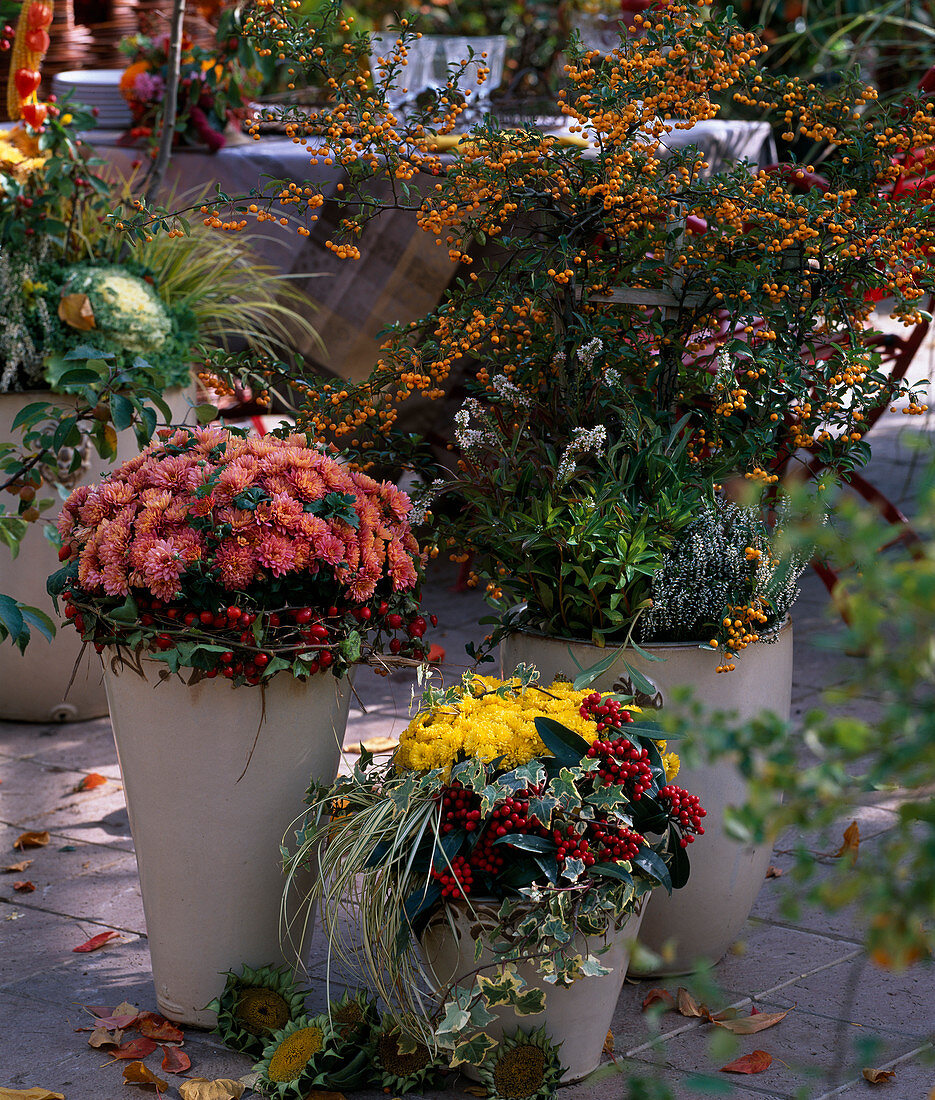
xmin=2 ymin=381 xmax=934 ymax=1099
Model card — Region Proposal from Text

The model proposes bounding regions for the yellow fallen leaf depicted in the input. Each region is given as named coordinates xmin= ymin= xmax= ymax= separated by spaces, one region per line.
xmin=834 ymin=820 xmax=860 ymax=862
xmin=13 ymin=831 xmax=50 ymax=850
xmin=122 ymin=1062 xmax=167 ymax=1092
xmin=87 ymin=1026 xmax=122 ymax=1049
xmin=602 ymin=1030 xmax=614 ymax=1056
xmin=676 ymin=987 xmax=709 ymax=1019
xmin=345 ymin=736 xmax=397 ymax=755
xmin=58 ymin=293 xmax=96 ymax=331
xmin=0 ymin=1090 xmax=66 ymax=1100
xmin=863 ymin=1067 xmax=896 ymax=1084
xmin=713 ymin=1009 xmax=788 ymax=1034
xmin=178 ymin=1080 xmax=246 ymax=1100
xmin=2 ymin=860 xmax=32 ymax=873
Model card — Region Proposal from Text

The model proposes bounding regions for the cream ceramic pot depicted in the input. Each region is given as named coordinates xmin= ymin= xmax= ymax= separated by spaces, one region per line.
xmin=102 ymin=655 xmax=352 ymax=1025
xmin=420 ymin=899 xmax=645 ymax=1082
xmin=502 ymin=624 xmax=793 ymax=974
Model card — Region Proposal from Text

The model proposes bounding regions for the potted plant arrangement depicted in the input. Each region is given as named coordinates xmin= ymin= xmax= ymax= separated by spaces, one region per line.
xmin=46 ymin=423 xmax=432 ymax=1024
xmin=285 ymin=667 xmax=704 ymax=1084
xmin=0 ymin=11 xmax=322 ymax=718
xmin=121 ymin=0 xmax=935 ymax=968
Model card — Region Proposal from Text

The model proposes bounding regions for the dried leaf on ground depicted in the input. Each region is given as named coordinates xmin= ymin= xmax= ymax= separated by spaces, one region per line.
xmin=137 ymin=1012 xmax=184 ymax=1043
xmin=766 ymin=865 xmax=784 ymax=878
xmin=721 ymin=1050 xmax=773 ymax=1074
xmin=676 ymin=987 xmax=710 ymax=1019
xmin=74 ymin=773 xmax=108 ymax=793
xmin=463 ymin=1089 xmax=488 ymax=1098
xmin=160 ymin=1045 xmax=191 ymax=1073
xmin=73 ymin=930 xmax=120 ymax=953
xmin=12 ymin=881 xmax=35 ymax=893
xmin=13 ymin=831 xmax=50 ymax=850
xmin=602 ymin=1030 xmax=614 ymax=1056
xmin=863 ymin=1067 xmax=897 ymax=1084
xmin=106 ymin=1036 xmax=158 ymax=1061
xmin=123 ymin=1061 xmax=168 ymax=1092
xmin=344 ymin=736 xmax=397 ymax=755
xmin=834 ymin=820 xmax=860 ymax=862
xmin=2 ymin=860 xmax=32 ymax=873
xmin=0 ymin=1090 xmax=66 ymax=1099
xmin=641 ymin=988 xmax=676 ymax=1011
xmin=714 ymin=1009 xmax=788 ymax=1034
xmin=178 ymin=1080 xmax=246 ymax=1100
xmin=113 ymin=1001 xmax=138 ymax=1016
xmin=87 ymin=1026 xmax=122 ymax=1049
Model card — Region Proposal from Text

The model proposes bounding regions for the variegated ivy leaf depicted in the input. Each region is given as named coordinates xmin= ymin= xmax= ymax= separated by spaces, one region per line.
xmin=541 ymin=914 xmax=572 ymax=943
xmin=435 ymin=1002 xmax=471 ymax=1047
xmin=450 ymin=1030 xmax=499 ymax=1069
xmin=562 ymin=855 xmax=586 ymax=882
xmin=476 ymin=967 xmax=525 ymax=1008
xmin=528 ymin=794 xmax=559 ymax=827
xmin=512 ymin=988 xmax=547 ymax=1015
xmin=550 ymin=769 xmax=580 ymax=809
xmin=576 ymin=954 xmax=614 ymax=978
xmin=450 ymin=757 xmax=487 ymax=792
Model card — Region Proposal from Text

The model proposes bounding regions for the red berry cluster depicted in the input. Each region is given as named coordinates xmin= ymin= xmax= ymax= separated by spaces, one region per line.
xmin=59 ymin=583 xmax=435 ymax=685
xmin=586 ymin=737 xmax=654 ymax=795
xmin=552 ymin=821 xmax=595 ymax=867
xmin=579 ymin=692 xmax=635 ymax=732
xmin=439 ymin=781 xmax=483 ymax=834
xmin=435 ymin=854 xmax=473 ymax=900
xmin=587 ymin=820 xmax=645 ymax=863
xmin=658 ymin=785 xmax=706 ymax=846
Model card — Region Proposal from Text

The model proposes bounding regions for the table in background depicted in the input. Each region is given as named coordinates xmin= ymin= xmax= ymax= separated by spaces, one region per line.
xmin=91 ymin=119 xmax=775 ymax=381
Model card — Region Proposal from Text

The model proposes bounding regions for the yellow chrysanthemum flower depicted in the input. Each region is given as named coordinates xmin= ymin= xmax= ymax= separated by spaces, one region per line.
xmin=396 ymin=675 xmax=657 ymax=774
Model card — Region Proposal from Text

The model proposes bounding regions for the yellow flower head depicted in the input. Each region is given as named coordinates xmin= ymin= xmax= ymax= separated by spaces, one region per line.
xmin=396 ymin=675 xmax=650 ymax=774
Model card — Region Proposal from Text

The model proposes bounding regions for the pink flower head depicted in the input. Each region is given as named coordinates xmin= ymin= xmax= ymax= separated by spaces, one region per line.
xmin=255 ymin=532 xmax=297 ymax=577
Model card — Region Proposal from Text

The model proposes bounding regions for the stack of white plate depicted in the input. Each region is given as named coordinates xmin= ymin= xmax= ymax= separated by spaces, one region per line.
xmin=51 ymin=70 xmax=133 ymax=129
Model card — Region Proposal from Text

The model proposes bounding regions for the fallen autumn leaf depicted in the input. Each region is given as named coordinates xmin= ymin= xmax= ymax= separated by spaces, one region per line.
xmin=106 ymin=1036 xmax=158 ymax=1061
xmin=834 ymin=820 xmax=860 ymax=862
xmin=641 ymin=988 xmax=676 ymax=1011
xmin=73 ymin=930 xmax=120 ymax=953
xmin=87 ymin=1026 xmax=122 ymax=1049
xmin=714 ymin=1009 xmax=789 ymax=1034
xmin=0 ymin=1090 xmax=65 ymax=1100
xmin=123 ymin=1061 xmax=168 ymax=1092
xmin=2 ymin=860 xmax=32 ymax=873
xmin=160 ymin=1045 xmax=192 ymax=1073
xmin=74 ymin=773 xmax=108 ymax=793
xmin=178 ymin=1079 xmax=246 ymax=1100
xmin=676 ymin=987 xmax=710 ymax=1019
xmin=137 ymin=1012 xmax=184 ymax=1043
xmin=766 ymin=865 xmax=784 ymax=878
xmin=12 ymin=881 xmax=35 ymax=893
xmin=0 ymin=1086 xmax=65 ymax=1095
xmin=863 ymin=1067 xmax=897 ymax=1084
xmin=13 ymin=831 xmax=50 ymax=850
xmin=721 ymin=1050 xmax=773 ymax=1074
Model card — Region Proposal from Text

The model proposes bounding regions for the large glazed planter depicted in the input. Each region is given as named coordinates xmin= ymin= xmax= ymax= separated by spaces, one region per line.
xmin=0 ymin=387 xmax=194 ymax=722
xmin=102 ymin=655 xmax=352 ymax=1026
xmin=420 ymin=899 xmax=645 ymax=1083
xmin=502 ymin=623 xmax=793 ymax=975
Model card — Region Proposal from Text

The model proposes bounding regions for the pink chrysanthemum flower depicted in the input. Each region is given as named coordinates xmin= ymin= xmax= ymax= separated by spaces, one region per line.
xmin=256 ymin=532 xmax=297 ymax=577
xmin=132 ymin=537 xmax=185 ymax=601
xmin=387 ymin=538 xmax=419 ymax=590
xmin=214 ymin=540 xmax=257 ymax=589
xmin=290 ymin=467 xmax=326 ymax=501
